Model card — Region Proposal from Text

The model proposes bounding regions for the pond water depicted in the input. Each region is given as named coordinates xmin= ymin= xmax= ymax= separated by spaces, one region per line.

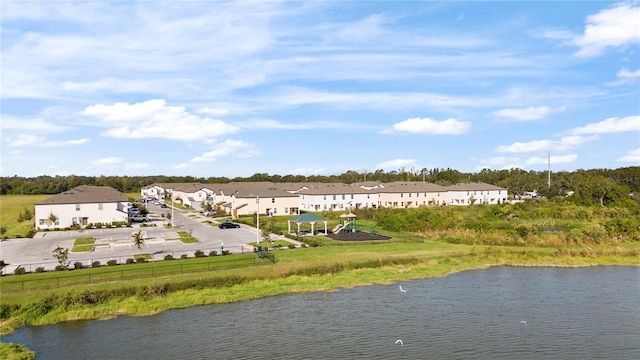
xmin=3 ymin=266 xmax=639 ymax=359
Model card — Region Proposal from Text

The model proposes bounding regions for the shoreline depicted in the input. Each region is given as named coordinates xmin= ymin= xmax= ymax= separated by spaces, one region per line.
xmin=2 ymin=252 xmax=637 ymax=336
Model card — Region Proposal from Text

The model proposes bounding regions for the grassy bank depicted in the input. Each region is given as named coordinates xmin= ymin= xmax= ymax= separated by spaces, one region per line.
xmin=2 ymin=240 xmax=638 ymax=337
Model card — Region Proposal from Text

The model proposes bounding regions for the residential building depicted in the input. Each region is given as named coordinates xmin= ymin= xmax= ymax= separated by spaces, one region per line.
xmin=35 ymin=185 xmax=129 ymax=229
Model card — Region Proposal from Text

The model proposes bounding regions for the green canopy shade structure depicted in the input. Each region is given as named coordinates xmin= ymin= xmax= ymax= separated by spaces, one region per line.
xmin=288 ymin=213 xmax=328 ymax=235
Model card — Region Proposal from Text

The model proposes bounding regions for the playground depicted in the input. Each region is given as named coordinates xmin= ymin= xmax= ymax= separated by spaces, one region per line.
xmin=326 ymin=213 xmax=391 ymax=241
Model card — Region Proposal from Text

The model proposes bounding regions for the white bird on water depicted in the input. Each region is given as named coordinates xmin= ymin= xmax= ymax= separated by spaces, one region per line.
xmin=395 ymin=339 xmax=403 ymax=346
xmin=399 ymin=285 xmax=407 ymax=293
xmin=520 ymin=320 xmax=527 ymax=326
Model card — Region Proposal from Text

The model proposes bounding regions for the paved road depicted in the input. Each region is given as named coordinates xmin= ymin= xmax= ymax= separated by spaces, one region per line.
xmin=0 ymin=205 xmax=269 ymax=274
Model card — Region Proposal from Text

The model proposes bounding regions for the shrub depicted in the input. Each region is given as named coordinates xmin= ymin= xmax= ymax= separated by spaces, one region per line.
xmin=55 ymin=265 xmax=67 ymax=271
xmin=107 ymin=259 xmax=118 ymax=266
xmin=208 ymin=251 xmax=218 ymax=257
xmin=92 ymin=261 xmax=101 ymax=268
xmin=125 ymin=258 xmax=135 ymax=264
xmin=74 ymin=261 xmax=85 ymax=270
xmin=35 ymin=266 xmax=45 ymax=273
xmin=136 ymin=257 xmax=146 ymax=263
xmin=288 ymin=244 xmax=296 ymax=249
xmin=14 ymin=266 xmax=26 ymax=275
xmin=180 ymin=254 xmax=188 ymax=259
xmin=164 ymin=254 xmax=175 ymax=260
xmin=95 ymin=222 xmax=103 ymax=229
xmin=194 ymin=250 xmax=207 ymax=258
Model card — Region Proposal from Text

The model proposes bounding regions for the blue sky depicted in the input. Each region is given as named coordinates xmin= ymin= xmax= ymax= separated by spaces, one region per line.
xmin=1 ymin=1 xmax=639 ymax=178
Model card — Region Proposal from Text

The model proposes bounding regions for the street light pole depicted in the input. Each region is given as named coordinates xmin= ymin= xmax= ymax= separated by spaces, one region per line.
xmin=256 ymin=196 xmax=260 ymax=244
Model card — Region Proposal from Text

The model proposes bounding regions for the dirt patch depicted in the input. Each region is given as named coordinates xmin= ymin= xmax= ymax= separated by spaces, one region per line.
xmin=326 ymin=231 xmax=391 ymax=241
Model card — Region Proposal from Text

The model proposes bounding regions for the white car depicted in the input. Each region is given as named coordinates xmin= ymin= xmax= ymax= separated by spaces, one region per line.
xmin=129 ymin=214 xmax=150 ymax=222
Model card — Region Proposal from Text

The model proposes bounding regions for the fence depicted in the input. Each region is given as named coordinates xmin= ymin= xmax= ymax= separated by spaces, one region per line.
xmin=1 ymin=253 xmax=277 ymax=293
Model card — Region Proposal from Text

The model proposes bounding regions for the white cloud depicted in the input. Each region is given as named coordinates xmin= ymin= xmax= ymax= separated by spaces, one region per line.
xmin=385 ymin=117 xmax=470 ymax=135
xmin=570 ymin=115 xmax=640 ymax=135
xmin=496 ymin=135 xmax=598 ymax=153
xmin=573 ymin=1 xmax=640 ymax=57
xmin=492 ymin=106 xmax=562 ymax=122
xmin=525 ymin=154 xmax=578 ymax=165
xmin=6 ymin=134 xmax=89 ymax=147
xmin=376 ymin=158 xmax=417 ymax=170
xmin=617 ymin=148 xmax=640 ymax=163
xmin=94 ymin=157 xmax=123 ymax=166
xmin=81 ymin=99 xmax=239 ymax=141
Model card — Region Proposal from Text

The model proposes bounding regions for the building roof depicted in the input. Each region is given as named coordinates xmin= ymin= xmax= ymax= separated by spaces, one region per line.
xmin=377 ymin=181 xmax=447 ymax=193
xmin=36 ymin=185 xmax=128 ymax=205
xmin=289 ymin=212 xmax=327 ymax=223
xmin=444 ymin=182 xmax=506 ymax=192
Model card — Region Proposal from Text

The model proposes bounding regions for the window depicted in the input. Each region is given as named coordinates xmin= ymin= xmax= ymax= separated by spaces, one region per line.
xmin=342 ymin=194 xmax=345 ymax=200
xmin=76 ymin=204 xmax=81 ymax=211
xmin=99 ymin=203 xmax=103 ymax=210
xmin=273 ymin=208 xmax=277 ymax=214
xmin=367 ymin=194 xmax=370 ymax=199
xmin=401 ymin=193 xmax=404 ymax=198
xmin=333 ymin=195 xmax=336 ymax=200
xmin=351 ymin=194 xmax=354 ymax=199
xmin=285 ymin=208 xmax=289 ymax=214
xmin=408 ymin=193 xmax=411 ymax=197
xmin=324 ymin=195 xmax=326 ymax=200
xmin=39 ymin=219 xmax=45 ymax=226
xmin=72 ymin=217 xmax=78 ymax=225
xmin=55 ymin=218 xmax=59 ymax=225
xmin=272 ymin=198 xmax=275 ymax=203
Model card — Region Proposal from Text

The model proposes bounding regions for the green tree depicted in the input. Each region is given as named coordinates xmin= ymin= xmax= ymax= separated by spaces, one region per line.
xmin=132 ymin=230 xmax=144 ymax=254
xmin=53 ymin=245 xmax=69 ymax=269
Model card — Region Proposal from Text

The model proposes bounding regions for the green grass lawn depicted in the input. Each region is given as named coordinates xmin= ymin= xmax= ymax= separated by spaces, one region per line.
xmin=0 ymin=195 xmax=51 ymax=238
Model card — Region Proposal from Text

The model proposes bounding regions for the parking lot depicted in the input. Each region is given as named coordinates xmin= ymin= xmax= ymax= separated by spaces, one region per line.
xmin=0 ymin=205 xmax=272 ymax=274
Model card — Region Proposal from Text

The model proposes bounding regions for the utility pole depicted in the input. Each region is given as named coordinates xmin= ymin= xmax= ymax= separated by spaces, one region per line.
xmin=256 ymin=196 xmax=260 ymax=244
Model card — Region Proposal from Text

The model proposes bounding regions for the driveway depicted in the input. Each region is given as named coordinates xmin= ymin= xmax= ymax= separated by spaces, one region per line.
xmin=0 ymin=206 xmax=267 ymax=274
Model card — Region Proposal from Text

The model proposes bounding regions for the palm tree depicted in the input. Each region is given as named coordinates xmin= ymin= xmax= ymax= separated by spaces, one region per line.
xmin=132 ymin=230 xmax=144 ymax=254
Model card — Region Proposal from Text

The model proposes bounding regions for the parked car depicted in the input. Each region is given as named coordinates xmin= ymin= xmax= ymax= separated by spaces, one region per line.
xmin=160 ymin=203 xmax=167 ymax=208
xmin=204 ymin=210 xmax=216 ymax=216
xmin=130 ymin=214 xmax=150 ymax=222
xmin=218 ymin=222 xmax=240 ymax=229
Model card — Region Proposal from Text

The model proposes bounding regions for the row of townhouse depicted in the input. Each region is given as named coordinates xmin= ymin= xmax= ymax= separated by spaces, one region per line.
xmin=142 ymin=181 xmax=508 ymax=218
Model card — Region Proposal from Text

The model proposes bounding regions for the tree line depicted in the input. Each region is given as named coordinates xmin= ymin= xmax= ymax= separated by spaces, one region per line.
xmin=1 ymin=166 xmax=638 ymax=208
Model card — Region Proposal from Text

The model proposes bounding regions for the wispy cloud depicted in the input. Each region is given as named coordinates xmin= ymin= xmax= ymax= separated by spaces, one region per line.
xmin=6 ymin=134 xmax=89 ymax=147
xmin=93 ymin=157 xmax=123 ymax=166
xmin=384 ymin=117 xmax=470 ymax=135
xmin=617 ymin=148 xmax=640 ymax=163
xmin=492 ymin=106 xmax=563 ymax=122
xmin=177 ymin=139 xmax=260 ymax=169
xmin=525 ymin=154 xmax=578 ymax=165
xmin=376 ymin=158 xmax=418 ymax=170
xmin=496 ymin=135 xmax=598 ymax=153
xmin=570 ymin=115 xmax=639 ymax=135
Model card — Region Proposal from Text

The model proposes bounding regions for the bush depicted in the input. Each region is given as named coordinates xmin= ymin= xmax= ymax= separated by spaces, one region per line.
xmin=164 ymin=254 xmax=175 ymax=260
xmin=55 ymin=265 xmax=67 ymax=271
xmin=95 ymin=222 xmax=103 ymax=229
xmin=288 ymin=244 xmax=296 ymax=249
xmin=208 ymin=251 xmax=218 ymax=257
xmin=107 ymin=259 xmax=118 ymax=266
xmin=125 ymin=258 xmax=135 ymax=264
xmin=74 ymin=261 xmax=85 ymax=270
xmin=180 ymin=254 xmax=188 ymax=259
xmin=35 ymin=266 xmax=45 ymax=273
xmin=92 ymin=261 xmax=101 ymax=268
xmin=14 ymin=266 xmax=26 ymax=275
xmin=136 ymin=257 xmax=146 ymax=263
xmin=194 ymin=250 xmax=207 ymax=258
